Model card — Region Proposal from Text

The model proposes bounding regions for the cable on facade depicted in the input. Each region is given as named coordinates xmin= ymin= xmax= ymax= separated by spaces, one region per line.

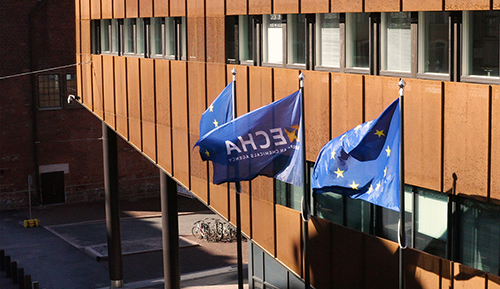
xmin=0 ymin=61 xmax=92 ymax=80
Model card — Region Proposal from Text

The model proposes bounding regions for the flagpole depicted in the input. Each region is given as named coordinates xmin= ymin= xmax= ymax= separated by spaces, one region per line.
xmin=398 ymin=78 xmax=406 ymax=289
xmin=299 ymin=72 xmax=311 ymax=289
xmin=232 ymin=68 xmax=244 ymax=289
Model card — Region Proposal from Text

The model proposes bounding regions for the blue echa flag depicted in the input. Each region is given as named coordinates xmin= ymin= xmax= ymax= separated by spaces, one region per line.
xmin=199 ymin=82 xmax=234 ymax=149
xmin=311 ymin=98 xmax=401 ymax=212
xmin=195 ymin=90 xmax=303 ymax=187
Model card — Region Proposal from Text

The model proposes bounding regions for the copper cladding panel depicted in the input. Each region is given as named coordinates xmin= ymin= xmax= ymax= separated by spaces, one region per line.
xmin=227 ymin=65 xmax=249 ymax=116
xmin=154 ymin=0 xmax=169 ymax=17
xmin=81 ymin=20 xmax=91 ymax=55
xmin=170 ymin=0 xmax=186 ymax=17
xmin=81 ymin=0 xmax=90 ymax=19
xmin=141 ymin=58 xmax=156 ymax=162
xmin=301 ymin=0 xmax=329 ymax=14
xmin=488 ymin=275 xmax=500 ymax=289
xmin=453 ymin=263 xmax=487 ymax=288
xmin=101 ymin=0 xmax=113 ymax=18
xmin=90 ymin=0 xmax=101 ymax=19
xmin=492 ymin=86 xmax=500 ymax=202
xmin=445 ymin=0 xmax=489 ymax=10
xmin=187 ymin=0 xmax=204 ymax=17
xmin=275 ymin=205 xmax=302 ymax=276
xmin=114 ymin=0 xmax=125 ymax=18
xmin=187 ymin=17 xmax=206 ymax=62
xmin=308 ymin=217 xmax=333 ymax=289
xmin=127 ymin=57 xmax=142 ymax=149
xmin=170 ymin=61 xmax=190 ymax=187
xmin=363 ymin=75 xmax=400 ymax=120
xmin=206 ymin=16 xmax=226 ymax=64
xmin=404 ymin=79 xmax=442 ymax=191
xmin=156 ymin=60 xmax=172 ymax=174
xmin=251 ymin=176 xmax=274 ymax=205
xmin=330 ymin=73 xmax=363 ymax=139
xmin=405 ymin=249 xmax=442 ymax=288
xmin=443 ymin=82 xmax=489 ymax=198
xmin=248 ymin=0 xmax=272 ymax=15
xmin=364 ymin=0 xmax=400 ymax=12
xmin=402 ymin=0 xmax=442 ymax=11
xmin=249 ymin=66 xmax=273 ymax=111
xmin=229 ymin=188 xmax=252 ymax=237
xmin=92 ymin=55 xmax=104 ymax=119
xmin=495 ymin=0 xmax=500 ymax=10
xmin=331 ymin=0 xmax=363 ymax=13
xmin=115 ymin=57 xmax=128 ymax=139
xmin=209 ymin=177 xmax=229 ymax=219
xmin=206 ymin=0 xmax=224 ymax=16
xmin=102 ymin=55 xmax=116 ymax=129
xmin=303 ymin=70 xmax=330 ymax=162
xmin=188 ymin=62 xmax=209 ymax=203
xmin=364 ymin=237 xmax=399 ymax=288
xmin=140 ymin=0 xmax=153 ymax=17
xmin=81 ymin=54 xmax=93 ymax=107
xmin=273 ymin=68 xmax=299 ymax=101
xmin=251 ymin=198 xmax=275 ymax=256
xmin=126 ymin=0 xmax=139 ymax=18
xmin=273 ymin=0 xmax=299 ymax=14
xmin=227 ymin=0 xmax=247 ymax=15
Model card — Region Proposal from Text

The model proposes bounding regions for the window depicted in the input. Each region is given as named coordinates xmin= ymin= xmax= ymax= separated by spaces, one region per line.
xmin=239 ymin=15 xmax=255 ymax=64
xmin=38 ymin=74 xmax=61 ymax=108
xmin=275 ymin=179 xmax=302 ymax=211
xmin=315 ymin=13 xmax=341 ymax=69
xmin=65 ymin=73 xmax=79 ymax=108
xmin=100 ymin=19 xmax=111 ymax=53
xmin=418 ymin=12 xmax=449 ymax=76
xmin=381 ymin=12 xmax=412 ymax=73
xmin=462 ymin=11 xmax=500 ymax=78
xmin=346 ymin=13 xmax=370 ymax=70
xmin=150 ymin=17 xmax=163 ymax=57
xmin=263 ymin=14 xmax=284 ymax=65
xmin=287 ymin=14 xmax=306 ymax=66
xmin=123 ymin=18 xmax=145 ymax=56
xmin=459 ymin=198 xmax=500 ymax=275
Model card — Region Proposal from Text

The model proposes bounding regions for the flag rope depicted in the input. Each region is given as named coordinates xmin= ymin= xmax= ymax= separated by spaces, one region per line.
xmin=0 ymin=61 xmax=92 ymax=80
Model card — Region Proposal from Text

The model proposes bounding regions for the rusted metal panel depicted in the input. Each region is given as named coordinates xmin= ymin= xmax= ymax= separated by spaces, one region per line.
xmin=445 ymin=0 xmax=489 ymax=11
xmin=443 ymin=82 xmax=489 ymax=198
xmin=252 ymin=197 xmax=275 ymax=256
xmin=115 ymin=56 xmax=128 ymax=139
xmin=276 ymin=205 xmax=302 ymax=277
xmin=273 ymin=0 xmax=299 ymax=14
xmin=92 ymin=55 xmax=104 ymax=119
xmin=103 ymin=55 xmax=116 ymax=129
xmin=127 ymin=57 xmax=142 ymax=149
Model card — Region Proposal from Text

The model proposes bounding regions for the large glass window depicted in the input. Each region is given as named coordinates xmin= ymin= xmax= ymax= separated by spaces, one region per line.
xmin=414 ymin=187 xmax=447 ymax=258
xmin=263 ymin=14 xmax=284 ymax=65
xmin=100 ymin=19 xmax=111 ymax=53
xmin=38 ymin=74 xmax=61 ymax=108
xmin=381 ymin=12 xmax=411 ymax=73
xmin=462 ymin=11 xmax=500 ymax=78
xmin=287 ymin=14 xmax=306 ymax=66
xmin=124 ymin=18 xmax=135 ymax=54
xmin=459 ymin=198 xmax=500 ymax=276
xmin=150 ymin=17 xmax=163 ymax=57
xmin=315 ymin=13 xmax=341 ymax=69
xmin=418 ymin=12 xmax=449 ymax=75
xmin=239 ymin=15 xmax=254 ymax=64
xmin=346 ymin=13 xmax=369 ymax=70
xmin=275 ymin=179 xmax=302 ymax=211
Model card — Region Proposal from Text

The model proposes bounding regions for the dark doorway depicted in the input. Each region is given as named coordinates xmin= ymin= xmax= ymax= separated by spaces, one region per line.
xmin=40 ymin=171 xmax=65 ymax=205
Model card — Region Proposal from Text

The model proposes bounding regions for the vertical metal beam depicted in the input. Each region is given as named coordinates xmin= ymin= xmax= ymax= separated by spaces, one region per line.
xmin=369 ymin=13 xmax=380 ymax=76
xmin=398 ymin=80 xmax=406 ymax=289
xmin=449 ymin=12 xmax=461 ymax=82
xmin=160 ymin=171 xmax=180 ymax=289
xmin=102 ymin=122 xmax=124 ymax=288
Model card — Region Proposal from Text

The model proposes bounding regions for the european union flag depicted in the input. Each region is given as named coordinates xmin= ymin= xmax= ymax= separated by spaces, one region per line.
xmin=311 ymin=98 xmax=401 ymax=212
xmin=195 ymin=90 xmax=303 ymax=187
xmin=199 ymin=82 xmax=234 ymax=156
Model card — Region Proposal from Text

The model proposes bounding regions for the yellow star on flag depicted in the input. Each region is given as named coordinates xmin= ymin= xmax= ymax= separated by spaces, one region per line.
xmin=354 ymin=124 xmax=362 ymax=131
xmin=349 ymin=181 xmax=359 ymax=190
xmin=331 ymin=150 xmax=336 ymax=159
xmin=205 ymin=150 xmax=210 ymax=157
xmin=384 ymin=166 xmax=387 ymax=177
xmin=209 ymin=104 xmax=214 ymax=112
xmin=334 ymin=168 xmax=344 ymax=178
xmin=374 ymin=130 xmax=385 ymax=137
xmin=385 ymin=146 xmax=391 ymax=157
xmin=367 ymin=184 xmax=374 ymax=194
xmin=213 ymin=119 xmax=219 ymax=127
xmin=285 ymin=125 xmax=299 ymax=143
xmin=375 ymin=182 xmax=381 ymax=191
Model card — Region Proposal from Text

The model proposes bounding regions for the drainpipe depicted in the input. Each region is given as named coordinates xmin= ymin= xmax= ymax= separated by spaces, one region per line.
xmin=28 ymin=0 xmax=47 ymax=205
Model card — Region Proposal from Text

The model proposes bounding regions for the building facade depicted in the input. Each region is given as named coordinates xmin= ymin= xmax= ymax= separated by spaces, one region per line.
xmin=77 ymin=0 xmax=500 ymax=288
xmin=0 ymin=0 xmax=159 ymax=210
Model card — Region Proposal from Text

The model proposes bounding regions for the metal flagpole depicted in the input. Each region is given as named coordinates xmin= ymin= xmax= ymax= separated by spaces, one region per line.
xmin=232 ymin=68 xmax=244 ymax=289
xmin=398 ymin=78 xmax=407 ymax=289
xmin=299 ymin=73 xmax=311 ymax=289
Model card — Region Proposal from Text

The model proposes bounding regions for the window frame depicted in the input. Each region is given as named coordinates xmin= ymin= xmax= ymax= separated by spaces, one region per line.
xmin=314 ymin=13 xmax=343 ymax=72
xmin=344 ymin=12 xmax=371 ymax=74
xmin=379 ymin=12 xmax=413 ymax=77
xmin=262 ymin=14 xmax=286 ymax=68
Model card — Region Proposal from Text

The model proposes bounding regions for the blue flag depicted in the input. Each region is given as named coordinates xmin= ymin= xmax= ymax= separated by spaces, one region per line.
xmin=199 ymin=82 xmax=234 ymax=153
xmin=311 ymin=98 xmax=401 ymax=212
xmin=195 ymin=90 xmax=303 ymax=187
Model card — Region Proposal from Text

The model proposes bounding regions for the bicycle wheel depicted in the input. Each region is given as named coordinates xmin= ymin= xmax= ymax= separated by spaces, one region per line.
xmin=192 ymin=222 xmax=202 ymax=239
